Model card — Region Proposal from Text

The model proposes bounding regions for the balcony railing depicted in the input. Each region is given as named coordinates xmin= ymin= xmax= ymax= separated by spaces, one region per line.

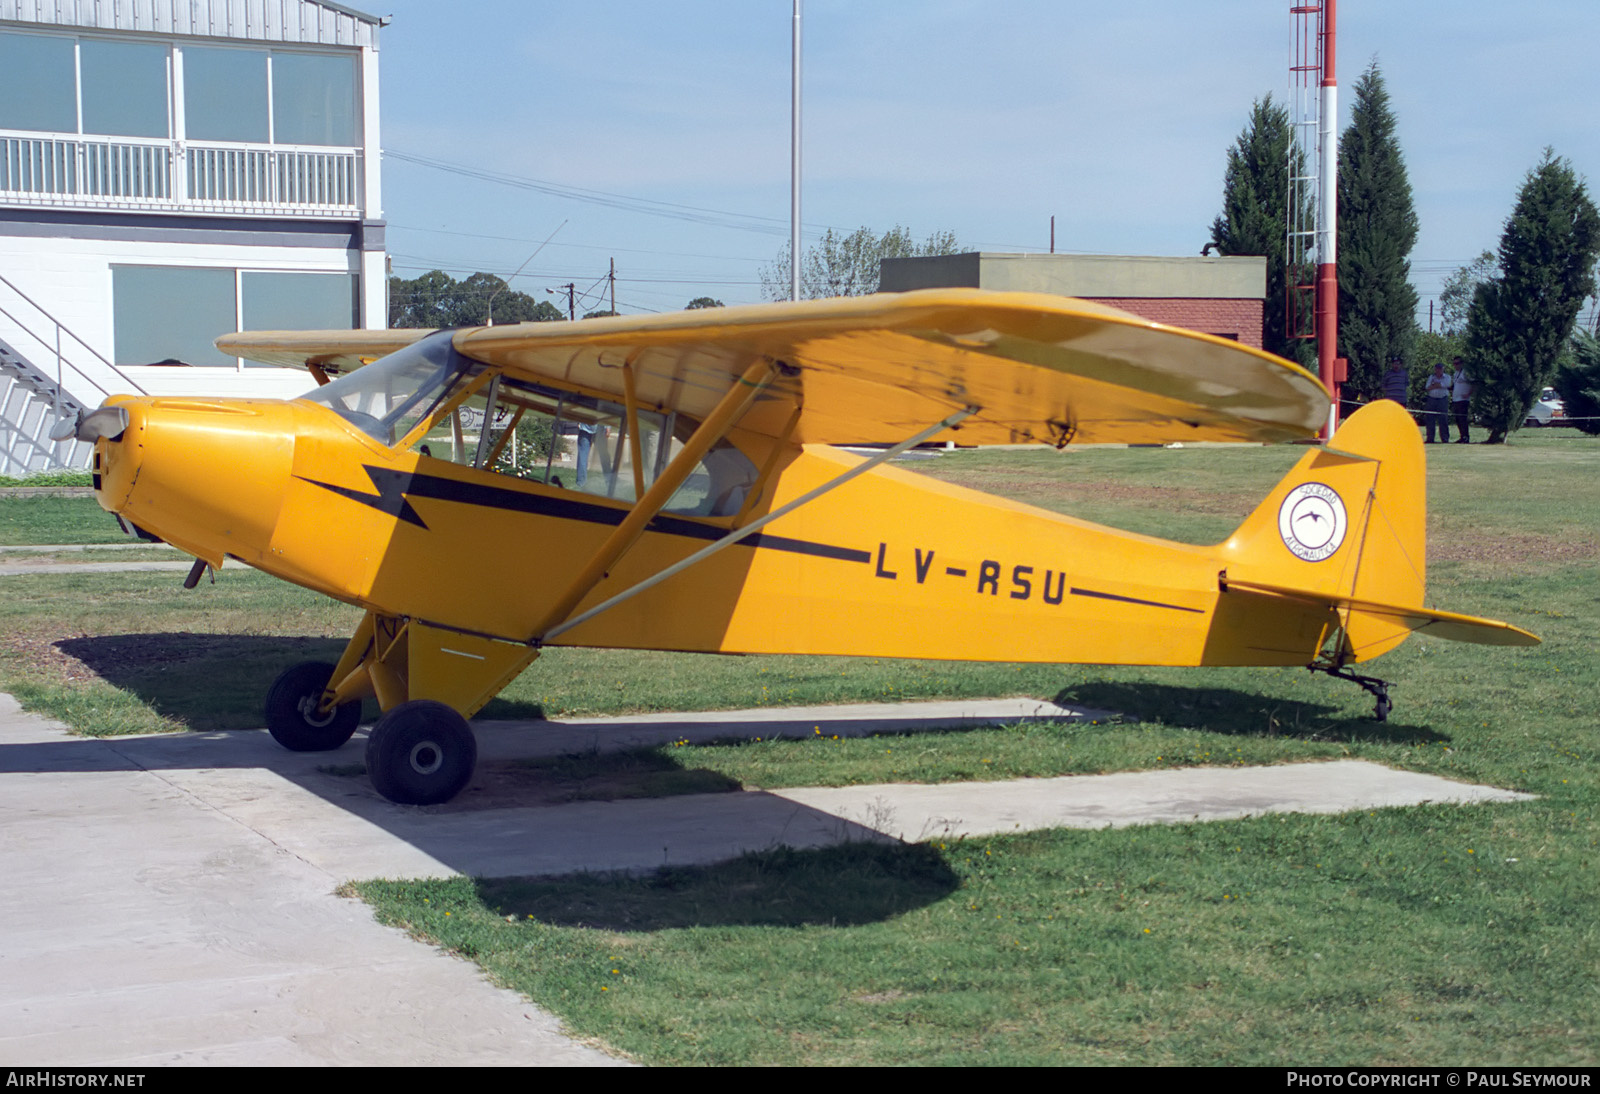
xmin=0 ymin=132 xmax=361 ymax=217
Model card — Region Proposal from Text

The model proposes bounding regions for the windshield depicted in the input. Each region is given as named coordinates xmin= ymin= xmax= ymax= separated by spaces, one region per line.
xmin=301 ymin=330 xmax=473 ymax=445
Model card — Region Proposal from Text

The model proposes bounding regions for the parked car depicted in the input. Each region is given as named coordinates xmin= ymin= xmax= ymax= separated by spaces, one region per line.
xmin=1526 ymin=387 xmax=1567 ymax=426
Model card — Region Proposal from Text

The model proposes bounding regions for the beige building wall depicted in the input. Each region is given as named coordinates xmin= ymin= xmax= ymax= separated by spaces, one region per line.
xmin=879 ymin=252 xmax=1269 ymax=348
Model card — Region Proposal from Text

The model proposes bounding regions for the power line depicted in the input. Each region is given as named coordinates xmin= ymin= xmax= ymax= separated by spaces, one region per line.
xmin=386 ymin=148 xmax=832 ymax=240
xmin=388 ymin=223 xmax=768 ymax=265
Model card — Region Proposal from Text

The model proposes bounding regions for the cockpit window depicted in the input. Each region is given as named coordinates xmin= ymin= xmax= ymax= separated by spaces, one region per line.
xmin=302 ymin=333 xmax=759 ymax=518
xmin=301 ymin=330 xmax=473 ymax=445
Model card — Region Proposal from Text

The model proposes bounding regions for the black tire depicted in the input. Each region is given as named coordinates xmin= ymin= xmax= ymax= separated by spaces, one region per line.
xmin=264 ymin=661 xmax=361 ymax=752
xmin=365 ymin=700 xmax=477 ymax=805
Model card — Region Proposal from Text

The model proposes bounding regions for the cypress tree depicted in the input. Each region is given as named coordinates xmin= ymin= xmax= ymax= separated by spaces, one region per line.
xmin=1337 ymin=62 xmax=1419 ymax=401
xmin=1210 ymin=95 xmax=1309 ymax=362
xmin=1467 ymin=151 xmax=1600 ymax=443
xmin=1553 ymin=330 xmax=1600 ymax=436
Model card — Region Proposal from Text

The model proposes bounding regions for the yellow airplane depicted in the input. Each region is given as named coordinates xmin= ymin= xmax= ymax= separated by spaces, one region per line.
xmin=62 ymin=289 xmax=1537 ymax=805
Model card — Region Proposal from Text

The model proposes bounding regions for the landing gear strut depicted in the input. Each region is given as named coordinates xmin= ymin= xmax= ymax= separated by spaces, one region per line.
xmin=1310 ymin=664 xmax=1393 ymax=722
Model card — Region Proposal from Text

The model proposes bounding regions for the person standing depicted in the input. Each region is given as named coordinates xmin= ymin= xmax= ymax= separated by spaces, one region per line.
xmin=1450 ymin=355 xmax=1473 ymax=443
xmin=575 ymin=421 xmax=598 ymax=487
xmin=1424 ymin=362 xmax=1451 ymax=443
xmin=1382 ymin=355 xmax=1410 ymax=405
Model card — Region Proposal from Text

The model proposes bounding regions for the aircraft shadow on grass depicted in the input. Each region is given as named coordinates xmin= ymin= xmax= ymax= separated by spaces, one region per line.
xmin=1052 ymin=681 xmax=1445 ymax=745
xmin=472 ymin=842 xmax=961 ymax=931
xmin=53 ymin=631 xmax=558 ymax=725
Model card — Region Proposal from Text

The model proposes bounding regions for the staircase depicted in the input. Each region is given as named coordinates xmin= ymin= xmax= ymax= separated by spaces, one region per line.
xmin=0 ymin=273 xmax=145 ymax=477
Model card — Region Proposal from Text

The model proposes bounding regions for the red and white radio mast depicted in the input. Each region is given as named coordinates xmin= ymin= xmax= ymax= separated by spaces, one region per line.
xmin=1289 ymin=1 xmax=1341 ymax=436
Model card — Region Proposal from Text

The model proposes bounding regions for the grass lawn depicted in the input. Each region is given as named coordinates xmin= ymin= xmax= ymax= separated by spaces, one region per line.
xmin=2 ymin=431 xmax=1597 ymax=1064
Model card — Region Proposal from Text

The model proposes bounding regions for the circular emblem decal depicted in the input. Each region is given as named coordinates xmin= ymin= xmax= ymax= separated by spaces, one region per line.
xmin=1277 ymin=482 xmax=1347 ymax=562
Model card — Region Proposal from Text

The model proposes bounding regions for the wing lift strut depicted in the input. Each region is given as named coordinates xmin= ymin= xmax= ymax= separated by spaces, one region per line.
xmin=537 ymin=392 xmax=978 ymax=645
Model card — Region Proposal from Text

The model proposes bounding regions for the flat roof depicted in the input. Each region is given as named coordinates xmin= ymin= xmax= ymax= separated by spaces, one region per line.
xmin=0 ymin=0 xmax=382 ymax=47
xmin=880 ymin=252 xmax=1268 ymax=299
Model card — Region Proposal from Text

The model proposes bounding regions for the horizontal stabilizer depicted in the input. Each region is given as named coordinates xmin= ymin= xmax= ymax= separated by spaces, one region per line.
xmin=1223 ymin=578 xmax=1540 ymax=648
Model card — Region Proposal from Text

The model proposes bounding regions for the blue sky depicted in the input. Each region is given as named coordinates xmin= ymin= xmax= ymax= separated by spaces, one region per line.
xmin=374 ymin=1 xmax=1600 ymax=322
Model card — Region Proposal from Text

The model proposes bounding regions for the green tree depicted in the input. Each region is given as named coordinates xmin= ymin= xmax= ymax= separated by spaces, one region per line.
xmin=387 ymin=270 xmax=564 ymax=328
xmin=1437 ymin=251 xmax=1497 ymax=336
xmin=685 ymin=296 xmax=725 ymax=309
xmin=582 ymin=310 xmax=620 ymax=319
xmin=1553 ymin=330 xmax=1600 ymax=435
xmin=1209 ymin=94 xmax=1312 ymax=361
xmin=760 ymin=226 xmax=962 ymax=301
xmin=1466 ymin=151 xmax=1600 ymax=443
xmin=1337 ymin=62 xmax=1419 ymax=400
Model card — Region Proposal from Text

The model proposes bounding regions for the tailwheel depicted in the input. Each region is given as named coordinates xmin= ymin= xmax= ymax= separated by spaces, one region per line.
xmin=264 ymin=661 xmax=361 ymax=751
xmin=365 ymin=700 xmax=477 ymax=805
xmin=1309 ymin=664 xmax=1393 ymax=723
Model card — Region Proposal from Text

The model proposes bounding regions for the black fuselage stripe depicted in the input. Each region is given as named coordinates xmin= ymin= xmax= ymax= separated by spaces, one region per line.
xmin=302 ymin=467 xmax=872 ymax=564
xmin=1069 ymin=585 xmax=1203 ymax=613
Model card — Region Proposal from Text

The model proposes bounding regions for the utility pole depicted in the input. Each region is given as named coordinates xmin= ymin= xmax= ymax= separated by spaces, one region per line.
xmin=548 ymin=283 xmax=576 ymax=321
xmin=609 ymin=258 xmax=616 ymax=315
xmin=790 ymin=0 xmax=802 ymax=302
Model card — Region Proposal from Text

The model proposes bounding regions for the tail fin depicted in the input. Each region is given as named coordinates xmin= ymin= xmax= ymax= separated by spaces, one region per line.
xmin=1215 ymin=400 xmax=1532 ymax=662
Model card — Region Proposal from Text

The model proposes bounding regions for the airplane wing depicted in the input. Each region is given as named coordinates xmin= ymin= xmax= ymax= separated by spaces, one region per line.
xmin=215 ymin=328 xmax=427 ymax=374
xmin=218 ymin=289 xmax=1330 ymax=447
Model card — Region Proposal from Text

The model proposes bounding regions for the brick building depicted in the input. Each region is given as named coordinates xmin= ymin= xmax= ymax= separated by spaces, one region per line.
xmin=879 ymin=252 xmax=1267 ymax=348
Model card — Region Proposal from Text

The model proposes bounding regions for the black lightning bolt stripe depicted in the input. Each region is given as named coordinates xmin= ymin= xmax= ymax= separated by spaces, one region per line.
xmin=299 ymin=469 xmax=429 ymax=528
xmin=298 ymin=466 xmax=872 ymax=564
xmin=1069 ymin=585 xmax=1204 ymax=614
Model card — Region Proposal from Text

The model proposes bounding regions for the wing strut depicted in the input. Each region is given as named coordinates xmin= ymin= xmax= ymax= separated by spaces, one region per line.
xmin=527 ymin=358 xmax=784 ymax=642
xmin=541 ymin=405 xmax=978 ymax=643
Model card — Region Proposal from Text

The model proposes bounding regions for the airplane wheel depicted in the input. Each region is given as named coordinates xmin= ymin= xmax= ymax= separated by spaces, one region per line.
xmin=264 ymin=661 xmax=360 ymax=752
xmin=365 ymin=700 xmax=477 ymax=805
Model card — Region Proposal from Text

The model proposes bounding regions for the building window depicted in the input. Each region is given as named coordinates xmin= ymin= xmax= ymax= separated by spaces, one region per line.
xmin=114 ymin=267 xmax=359 ymax=368
xmin=241 ymin=272 xmax=359 ymax=332
xmin=183 ymin=47 xmax=270 ymax=143
xmin=113 ymin=266 xmax=237 ymax=368
xmin=0 ymin=32 xmax=358 ymax=147
xmin=80 ymin=39 xmax=169 ymax=139
xmin=270 ymin=52 xmax=358 ymax=146
xmin=0 ymin=31 xmax=77 ymax=133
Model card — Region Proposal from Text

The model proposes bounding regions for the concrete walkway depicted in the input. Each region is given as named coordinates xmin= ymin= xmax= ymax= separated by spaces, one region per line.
xmin=0 ymin=694 xmax=621 ymax=1067
xmin=0 ymin=692 xmax=1533 ymax=1066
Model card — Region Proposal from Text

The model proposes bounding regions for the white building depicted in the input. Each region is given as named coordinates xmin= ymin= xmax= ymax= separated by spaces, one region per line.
xmin=0 ymin=0 xmax=386 ymax=474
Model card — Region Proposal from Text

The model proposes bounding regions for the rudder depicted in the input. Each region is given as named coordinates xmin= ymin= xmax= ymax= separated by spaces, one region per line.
xmin=1219 ymin=399 xmax=1427 ymax=663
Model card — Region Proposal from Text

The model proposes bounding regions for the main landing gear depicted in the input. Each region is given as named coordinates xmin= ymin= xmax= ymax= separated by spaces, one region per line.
xmin=263 ymin=661 xmax=361 ymax=751
xmin=364 ymin=701 xmax=477 ymax=806
xmin=263 ymin=662 xmax=478 ymax=805
xmin=1309 ymin=664 xmax=1393 ymax=722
